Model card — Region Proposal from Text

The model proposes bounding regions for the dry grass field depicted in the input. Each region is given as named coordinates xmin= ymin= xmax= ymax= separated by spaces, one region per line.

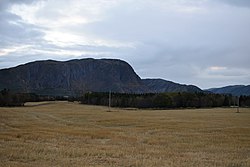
xmin=0 ymin=101 xmax=250 ymax=167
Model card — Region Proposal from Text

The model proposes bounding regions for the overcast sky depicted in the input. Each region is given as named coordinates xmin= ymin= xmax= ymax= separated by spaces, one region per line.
xmin=0 ymin=0 xmax=250 ymax=89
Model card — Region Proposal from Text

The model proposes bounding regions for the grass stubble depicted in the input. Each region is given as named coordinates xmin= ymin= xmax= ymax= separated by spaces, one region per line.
xmin=0 ymin=101 xmax=249 ymax=166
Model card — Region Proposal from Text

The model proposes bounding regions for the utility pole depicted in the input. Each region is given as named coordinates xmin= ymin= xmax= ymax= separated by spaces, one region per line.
xmin=108 ymin=90 xmax=111 ymax=112
xmin=237 ymin=96 xmax=240 ymax=113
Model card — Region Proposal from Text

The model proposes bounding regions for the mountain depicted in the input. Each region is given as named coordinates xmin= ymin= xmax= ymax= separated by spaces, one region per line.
xmin=206 ymin=85 xmax=250 ymax=96
xmin=0 ymin=58 xmax=148 ymax=95
xmin=0 ymin=58 xmax=203 ymax=95
xmin=142 ymin=79 xmax=202 ymax=93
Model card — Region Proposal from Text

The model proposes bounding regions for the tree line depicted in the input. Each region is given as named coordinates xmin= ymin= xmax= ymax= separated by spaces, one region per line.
xmin=1 ymin=88 xmax=250 ymax=108
xmin=81 ymin=92 xmax=250 ymax=109
xmin=0 ymin=89 xmax=68 ymax=107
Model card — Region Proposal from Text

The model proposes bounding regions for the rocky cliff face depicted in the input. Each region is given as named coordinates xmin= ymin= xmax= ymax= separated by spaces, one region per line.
xmin=0 ymin=58 xmax=147 ymax=95
xmin=0 ymin=58 xmax=203 ymax=95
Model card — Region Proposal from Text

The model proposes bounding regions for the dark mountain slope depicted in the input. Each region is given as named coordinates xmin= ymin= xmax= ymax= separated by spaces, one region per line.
xmin=0 ymin=58 xmax=204 ymax=95
xmin=0 ymin=58 xmax=147 ymax=95
xmin=142 ymin=79 xmax=202 ymax=93
xmin=207 ymin=85 xmax=250 ymax=96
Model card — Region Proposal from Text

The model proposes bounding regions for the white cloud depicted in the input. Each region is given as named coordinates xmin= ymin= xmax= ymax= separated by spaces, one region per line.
xmin=209 ymin=66 xmax=227 ymax=71
xmin=0 ymin=45 xmax=31 ymax=56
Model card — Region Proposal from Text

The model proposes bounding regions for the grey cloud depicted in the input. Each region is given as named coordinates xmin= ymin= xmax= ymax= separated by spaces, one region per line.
xmin=214 ymin=0 xmax=250 ymax=7
xmin=0 ymin=0 xmax=46 ymax=51
xmin=0 ymin=0 xmax=44 ymax=10
xmin=0 ymin=15 xmax=44 ymax=43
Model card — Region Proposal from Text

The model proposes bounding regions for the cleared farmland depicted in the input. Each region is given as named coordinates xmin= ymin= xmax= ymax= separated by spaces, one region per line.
xmin=0 ymin=101 xmax=250 ymax=167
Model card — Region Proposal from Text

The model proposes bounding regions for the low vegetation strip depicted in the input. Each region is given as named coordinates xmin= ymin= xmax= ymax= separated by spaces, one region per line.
xmin=0 ymin=101 xmax=250 ymax=166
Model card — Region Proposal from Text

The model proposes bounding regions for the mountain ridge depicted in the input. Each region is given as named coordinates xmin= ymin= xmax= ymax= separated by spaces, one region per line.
xmin=142 ymin=78 xmax=202 ymax=93
xmin=206 ymin=85 xmax=250 ymax=96
xmin=1 ymin=58 xmax=248 ymax=96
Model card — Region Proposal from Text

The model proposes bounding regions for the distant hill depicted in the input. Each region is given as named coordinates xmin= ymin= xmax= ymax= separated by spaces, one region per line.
xmin=206 ymin=85 xmax=250 ymax=96
xmin=0 ymin=58 xmax=203 ymax=96
xmin=142 ymin=79 xmax=202 ymax=93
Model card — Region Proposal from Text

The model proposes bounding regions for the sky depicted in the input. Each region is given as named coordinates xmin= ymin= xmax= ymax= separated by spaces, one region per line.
xmin=0 ymin=0 xmax=250 ymax=89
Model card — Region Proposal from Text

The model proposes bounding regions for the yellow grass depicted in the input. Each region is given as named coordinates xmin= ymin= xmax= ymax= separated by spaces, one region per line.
xmin=0 ymin=101 xmax=250 ymax=167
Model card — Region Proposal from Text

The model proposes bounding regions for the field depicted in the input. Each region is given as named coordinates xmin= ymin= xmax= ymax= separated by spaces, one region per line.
xmin=0 ymin=101 xmax=250 ymax=167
